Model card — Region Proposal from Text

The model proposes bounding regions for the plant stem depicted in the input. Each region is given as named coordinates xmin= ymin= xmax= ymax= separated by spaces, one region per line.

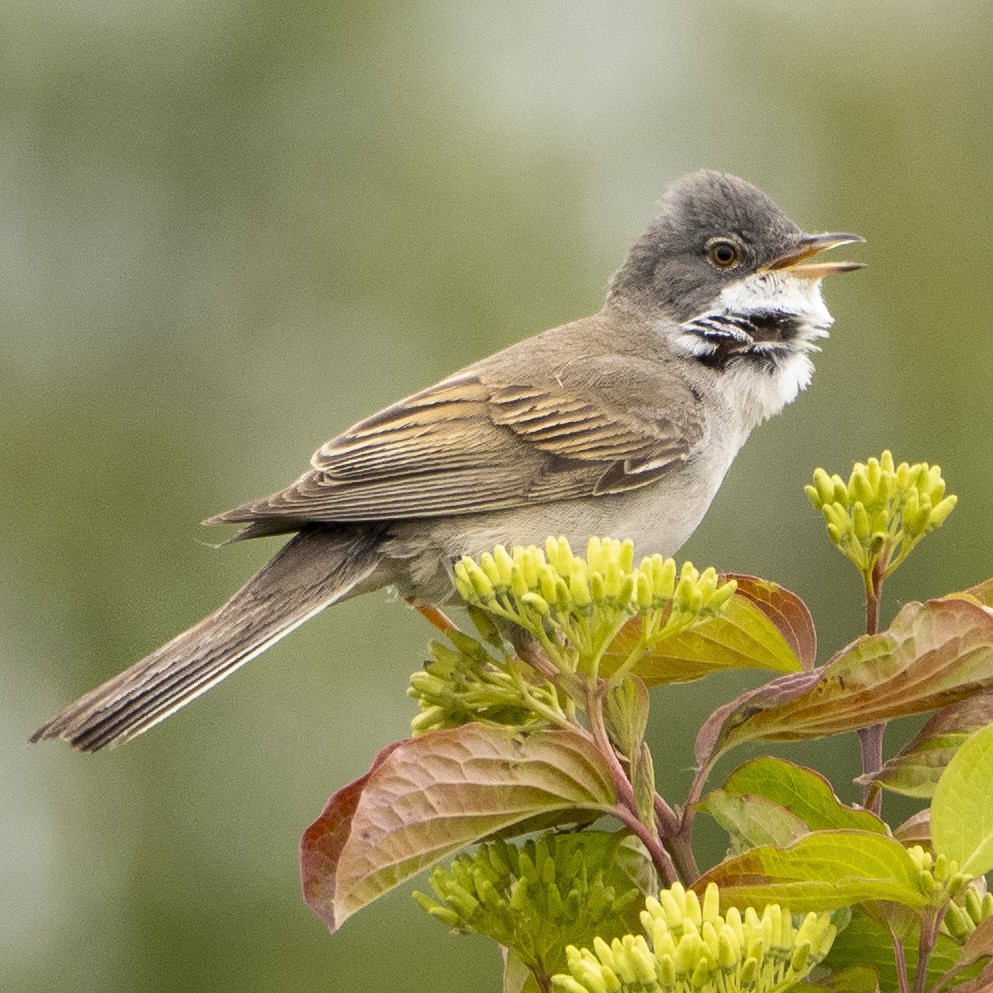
xmin=585 ymin=683 xmax=678 ymax=885
xmin=863 ymin=563 xmax=882 ymax=638
xmin=610 ymin=804 xmax=678 ymax=886
xmin=858 ymin=560 xmax=886 ymax=814
xmin=666 ymin=756 xmax=714 ymax=881
xmin=912 ymin=910 xmax=943 ymax=993
xmin=890 ymin=929 xmax=911 ymax=993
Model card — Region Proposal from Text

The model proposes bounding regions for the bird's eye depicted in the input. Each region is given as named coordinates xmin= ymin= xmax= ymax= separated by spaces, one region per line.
xmin=706 ymin=237 xmax=742 ymax=269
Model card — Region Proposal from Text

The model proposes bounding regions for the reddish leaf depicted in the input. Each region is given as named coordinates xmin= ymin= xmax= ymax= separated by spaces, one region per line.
xmin=951 ymin=916 xmax=993 ymax=991
xmin=859 ymin=692 xmax=993 ymax=798
xmin=301 ymin=724 xmax=617 ymax=931
xmin=696 ymin=597 xmax=993 ymax=767
xmin=892 ymin=810 xmax=931 ymax=847
xmin=730 ymin=574 xmax=817 ymax=669
xmin=299 ymin=739 xmax=405 ymax=930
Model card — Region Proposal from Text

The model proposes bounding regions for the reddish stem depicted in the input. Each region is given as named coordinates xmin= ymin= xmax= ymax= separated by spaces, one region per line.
xmin=585 ymin=684 xmax=678 ymax=885
xmin=859 ymin=560 xmax=886 ymax=814
xmin=891 ymin=930 xmax=911 ymax=993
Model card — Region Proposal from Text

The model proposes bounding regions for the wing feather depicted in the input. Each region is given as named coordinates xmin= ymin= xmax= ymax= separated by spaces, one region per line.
xmin=207 ymin=367 xmax=703 ymax=526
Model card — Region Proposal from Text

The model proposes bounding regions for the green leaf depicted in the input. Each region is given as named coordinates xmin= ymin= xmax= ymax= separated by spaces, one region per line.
xmin=721 ymin=758 xmax=888 ymax=833
xmin=932 ymin=722 xmax=993 ymax=876
xmin=859 ymin=693 xmax=993 ymax=799
xmin=823 ymin=908 xmax=968 ymax=992
xmin=700 ymin=758 xmax=886 ymax=851
xmin=697 ymin=789 xmax=810 ymax=850
xmin=300 ymin=725 xmax=617 ymax=931
xmin=790 ymin=965 xmax=880 ymax=993
xmin=603 ymin=574 xmax=812 ymax=685
xmin=696 ymin=597 xmax=993 ymax=767
xmin=696 ymin=830 xmax=930 ymax=913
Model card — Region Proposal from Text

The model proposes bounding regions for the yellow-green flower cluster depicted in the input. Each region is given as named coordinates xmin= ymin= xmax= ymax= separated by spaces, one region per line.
xmin=905 ymin=846 xmax=970 ymax=904
xmin=943 ymin=881 xmax=993 ymax=942
xmin=552 ymin=882 xmax=837 ymax=993
xmin=408 ymin=629 xmax=564 ymax=735
xmin=904 ymin=845 xmax=992 ymax=943
xmin=454 ymin=537 xmax=736 ymax=677
xmin=414 ymin=833 xmax=641 ymax=979
xmin=805 ymin=452 xmax=956 ymax=581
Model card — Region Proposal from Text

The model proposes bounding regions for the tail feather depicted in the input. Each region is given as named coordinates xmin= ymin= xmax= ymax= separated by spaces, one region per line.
xmin=31 ymin=526 xmax=384 ymax=751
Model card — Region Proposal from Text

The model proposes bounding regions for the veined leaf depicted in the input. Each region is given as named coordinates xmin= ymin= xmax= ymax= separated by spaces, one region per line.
xmin=300 ymin=724 xmax=617 ymax=931
xmin=964 ymin=576 xmax=993 ymax=607
xmin=858 ymin=693 xmax=993 ymax=798
xmin=603 ymin=575 xmax=812 ymax=686
xmin=892 ymin=810 xmax=931 ymax=847
xmin=700 ymin=757 xmax=886 ymax=850
xmin=932 ymin=722 xmax=993 ymax=877
xmin=696 ymin=830 xmax=930 ymax=913
xmin=823 ymin=908 xmax=970 ymax=992
xmin=696 ymin=597 xmax=993 ymax=767
xmin=697 ymin=790 xmax=810 ymax=850
xmin=790 ymin=965 xmax=880 ymax=993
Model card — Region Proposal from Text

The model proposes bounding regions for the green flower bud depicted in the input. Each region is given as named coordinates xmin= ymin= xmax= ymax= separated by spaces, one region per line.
xmin=717 ymin=925 xmax=740 ymax=969
xmin=700 ymin=921 xmax=719 ymax=960
xmin=683 ymin=888 xmax=702 ymax=928
xmin=656 ymin=953 xmax=676 ymax=987
xmin=944 ymin=900 xmax=973 ymax=941
xmin=494 ymin=544 xmax=515 ymax=586
xmin=520 ymin=591 xmax=551 ymax=616
xmin=657 ymin=889 xmax=684 ymax=929
xmin=571 ymin=569 xmax=593 ymax=609
xmin=724 ymin=906 xmax=743 ymax=945
xmin=790 ymin=939 xmax=811 ymax=973
xmin=740 ymin=955 xmax=759 ymax=985
xmin=412 ymin=891 xmax=462 ymax=929
xmin=613 ymin=938 xmax=642 ymax=985
xmin=673 ymin=930 xmax=702 ymax=975
xmin=689 ymin=957 xmax=711 ymax=989
xmin=628 ymin=938 xmax=657 ymax=984
xmin=965 ymin=885 xmax=984 ymax=925
xmin=593 ymin=936 xmax=617 ymax=973
xmin=552 ymin=977 xmax=590 ymax=993
xmin=852 ymin=502 xmax=872 ymax=541
xmin=931 ymin=494 xmax=958 ymax=527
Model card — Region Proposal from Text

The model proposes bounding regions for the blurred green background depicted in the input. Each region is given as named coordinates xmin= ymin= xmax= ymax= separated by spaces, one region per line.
xmin=4 ymin=1 xmax=991 ymax=990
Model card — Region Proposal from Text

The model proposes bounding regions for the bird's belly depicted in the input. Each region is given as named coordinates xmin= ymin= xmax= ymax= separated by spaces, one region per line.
xmin=381 ymin=457 xmax=730 ymax=604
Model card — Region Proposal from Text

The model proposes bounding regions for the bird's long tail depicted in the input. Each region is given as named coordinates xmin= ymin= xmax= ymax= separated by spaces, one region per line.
xmin=31 ymin=525 xmax=384 ymax=752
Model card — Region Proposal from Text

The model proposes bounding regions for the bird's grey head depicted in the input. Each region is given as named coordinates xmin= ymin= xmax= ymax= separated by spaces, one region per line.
xmin=608 ymin=170 xmax=863 ymax=371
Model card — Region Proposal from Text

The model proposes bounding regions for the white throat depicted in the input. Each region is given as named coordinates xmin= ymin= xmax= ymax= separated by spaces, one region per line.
xmin=671 ymin=271 xmax=836 ymax=425
xmin=716 ymin=270 xmax=835 ymax=336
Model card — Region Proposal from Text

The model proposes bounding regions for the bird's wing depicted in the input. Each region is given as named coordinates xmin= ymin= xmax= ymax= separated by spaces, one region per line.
xmin=207 ymin=367 xmax=704 ymax=526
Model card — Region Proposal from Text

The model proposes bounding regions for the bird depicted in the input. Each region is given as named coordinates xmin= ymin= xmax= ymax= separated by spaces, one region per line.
xmin=31 ymin=170 xmax=863 ymax=751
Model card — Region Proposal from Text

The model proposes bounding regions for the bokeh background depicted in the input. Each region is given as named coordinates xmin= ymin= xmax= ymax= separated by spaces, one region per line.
xmin=4 ymin=1 xmax=991 ymax=990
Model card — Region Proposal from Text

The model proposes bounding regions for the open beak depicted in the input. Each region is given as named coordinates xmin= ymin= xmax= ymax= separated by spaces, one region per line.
xmin=759 ymin=232 xmax=865 ymax=280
